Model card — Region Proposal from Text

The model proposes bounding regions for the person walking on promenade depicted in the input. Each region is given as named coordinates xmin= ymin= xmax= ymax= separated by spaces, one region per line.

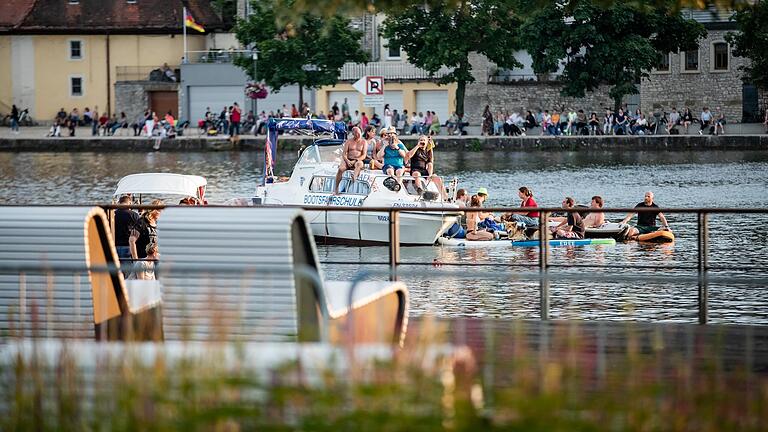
xmin=620 ymin=191 xmax=671 ymax=240
xmin=9 ymin=104 xmax=20 ymax=134
xmin=482 ymin=105 xmax=493 ymax=136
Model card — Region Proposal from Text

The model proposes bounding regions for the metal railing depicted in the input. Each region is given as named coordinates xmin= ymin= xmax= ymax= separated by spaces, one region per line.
xmin=183 ymin=50 xmax=251 ymax=65
xmin=115 ymin=66 xmax=180 ymax=82
xmin=4 ymin=204 xmax=767 ymax=326
xmin=294 ymin=205 xmax=768 ymax=325
xmin=339 ymin=61 xmax=452 ymax=81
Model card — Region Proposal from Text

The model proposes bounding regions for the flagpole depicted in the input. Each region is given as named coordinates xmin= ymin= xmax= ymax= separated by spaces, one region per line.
xmin=182 ymin=6 xmax=187 ymax=63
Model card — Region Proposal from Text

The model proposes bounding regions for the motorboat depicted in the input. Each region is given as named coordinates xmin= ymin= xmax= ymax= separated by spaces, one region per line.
xmin=112 ymin=173 xmax=207 ymax=204
xmin=236 ymin=118 xmax=460 ymax=245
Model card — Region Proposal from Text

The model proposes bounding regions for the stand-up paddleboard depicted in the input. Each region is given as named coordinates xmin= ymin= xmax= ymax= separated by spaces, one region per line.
xmin=637 ymin=230 xmax=675 ymax=243
xmin=438 ymin=237 xmax=616 ymax=248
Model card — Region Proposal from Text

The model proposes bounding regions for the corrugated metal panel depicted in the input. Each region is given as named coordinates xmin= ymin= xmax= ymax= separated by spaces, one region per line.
xmin=0 ymin=207 xmax=113 ymax=340
xmin=157 ymin=207 xmax=315 ymax=342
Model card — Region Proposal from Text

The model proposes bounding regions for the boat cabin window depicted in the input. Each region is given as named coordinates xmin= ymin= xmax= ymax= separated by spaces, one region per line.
xmin=297 ymin=145 xmax=343 ymax=166
xmin=309 ymin=176 xmax=370 ymax=195
xmin=402 ymin=179 xmax=421 ymax=196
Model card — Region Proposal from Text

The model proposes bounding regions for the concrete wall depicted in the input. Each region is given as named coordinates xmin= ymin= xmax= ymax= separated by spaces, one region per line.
xmin=0 ymin=36 xmax=11 ymax=114
xmin=2 ymin=134 xmax=766 ymax=153
xmin=12 ymin=36 xmax=35 ymax=117
xmin=639 ymin=29 xmax=748 ymax=122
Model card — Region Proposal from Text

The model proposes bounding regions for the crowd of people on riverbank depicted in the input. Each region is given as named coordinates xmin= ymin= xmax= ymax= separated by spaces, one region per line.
xmin=480 ymin=105 xmax=736 ymax=137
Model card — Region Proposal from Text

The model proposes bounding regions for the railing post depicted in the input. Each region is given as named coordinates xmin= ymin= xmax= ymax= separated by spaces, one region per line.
xmin=389 ymin=209 xmax=400 ymax=281
xmin=539 ymin=211 xmax=550 ymax=320
xmin=697 ymin=211 xmax=709 ymax=324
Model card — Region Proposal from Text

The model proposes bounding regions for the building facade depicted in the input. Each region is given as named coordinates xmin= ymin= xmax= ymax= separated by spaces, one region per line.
xmin=0 ymin=0 xmax=220 ymax=122
xmin=465 ymin=9 xmax=761 ymax=125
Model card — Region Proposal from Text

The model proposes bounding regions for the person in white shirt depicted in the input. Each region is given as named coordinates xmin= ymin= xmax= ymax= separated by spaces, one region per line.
xmin=410 ymin=112 xmax=423 ymax=135
xmin=383 ymin=104 xmax=393 ymax=129
xmin=699 ymin=106 xmax=712 ymax=135
xmin=666 ymin=107 xmax=680 ymax=134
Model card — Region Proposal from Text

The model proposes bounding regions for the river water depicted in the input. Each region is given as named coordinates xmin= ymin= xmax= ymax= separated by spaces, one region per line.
xmin=1 ymin=150 xmax=767 ymax=324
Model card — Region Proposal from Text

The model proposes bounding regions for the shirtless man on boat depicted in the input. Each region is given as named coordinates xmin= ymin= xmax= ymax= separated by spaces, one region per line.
xmin=620 ymin=191 xmax=671 ymax=240
xmin=334 ymin=126 xmax=367 ymax=195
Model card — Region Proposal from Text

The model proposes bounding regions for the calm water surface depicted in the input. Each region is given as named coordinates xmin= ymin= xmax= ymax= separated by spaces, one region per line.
xmin=1 ymin=150 xmax=767 ymax=324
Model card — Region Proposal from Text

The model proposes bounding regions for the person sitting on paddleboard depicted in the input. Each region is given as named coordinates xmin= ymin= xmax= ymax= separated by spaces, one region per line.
xmin=465 ymin=195 xmax=494 ymax=241
xmin=620 ymin=191 xmax=671 ymax=240
xmin=501 ymin=186 xmax=540 ymax=228
xmin=582 ymin=195 xmax=606 ymax=228
xmin=550 ymin=197 xmax=586 ymax=239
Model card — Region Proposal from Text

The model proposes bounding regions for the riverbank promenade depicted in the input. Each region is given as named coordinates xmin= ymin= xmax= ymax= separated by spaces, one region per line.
xmin=1 ymin=124 xmax=767 ymax=152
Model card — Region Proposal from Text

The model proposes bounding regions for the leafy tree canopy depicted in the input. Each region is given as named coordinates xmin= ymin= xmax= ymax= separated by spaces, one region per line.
xmin=726 ymin=0 xmax=768 ymax=90
xmin=381 ymin=0 xmax=523 ymax=117
xmin=520 ymin=1 xmax=705 ymax=108
xmin=234 ymin=0 xmax=367 ymax=107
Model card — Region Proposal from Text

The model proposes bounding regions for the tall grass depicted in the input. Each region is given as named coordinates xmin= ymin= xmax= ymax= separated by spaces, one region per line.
xmin=2 ymin=318 xmax=767 ymax=431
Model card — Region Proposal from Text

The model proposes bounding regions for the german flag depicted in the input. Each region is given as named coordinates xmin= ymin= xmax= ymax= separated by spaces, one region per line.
xmin=185 ymin=12 xmax=205 ymax=33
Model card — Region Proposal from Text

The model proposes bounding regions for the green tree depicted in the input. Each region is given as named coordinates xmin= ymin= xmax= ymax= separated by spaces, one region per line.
xmin=381 ymin=0 xmax=523 ymax=117
xmin=520 ymin=1 xmax=705 ymax=110
xmin=234 ymin=0 xmax=367 ymax=109
xmin=211 ymin=0 xmax=238 ymax=28
xmin=726 ymin=0 xmax=768 ymax=90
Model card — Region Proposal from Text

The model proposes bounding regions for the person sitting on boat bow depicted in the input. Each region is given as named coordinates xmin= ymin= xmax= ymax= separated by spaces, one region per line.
xmin=376 ymin=126 xmax=408 ymax=185
xmin=362 ymin=125 xmax=381 ymax=170
xmin=406 ymin=135 xmax=447 ymax=199
xmin=550 ymin=197 xmax=586 ymax=239
xmin=333 ymin=126 xmax=368 ymax=195
xmin=620 ymin=191 xmax=671 ymax=240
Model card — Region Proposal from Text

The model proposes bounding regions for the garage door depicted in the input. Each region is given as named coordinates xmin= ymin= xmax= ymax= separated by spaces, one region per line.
xmin=415 ymin=90 xmax=449 ymax=123
xmin=188 ymin=86 xmax=245 ymax=123
xmin=383 ymin=90 xmax=403 ymax=114
xmin=258 ymin=85 xmax=307 ymax=116
xmin=328 ymin=91 xmax=360 ymax=116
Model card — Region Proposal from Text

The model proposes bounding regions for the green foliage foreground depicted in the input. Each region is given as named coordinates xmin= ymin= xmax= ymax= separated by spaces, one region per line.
xmin=3 ymin=320 xmax=767 ymax=431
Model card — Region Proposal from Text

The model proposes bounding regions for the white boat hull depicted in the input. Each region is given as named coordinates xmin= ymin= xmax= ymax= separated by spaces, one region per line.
xmin=312 ymin=209 xmax=456 ymax=245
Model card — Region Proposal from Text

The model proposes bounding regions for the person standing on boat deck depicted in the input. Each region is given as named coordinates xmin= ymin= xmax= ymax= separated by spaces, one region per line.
xmin=502 ymin=186 xmax=540 ymax=227
xmin=620 ymin=191 xmax=671 ymax=240
xmin=377 ymin=127 xmax=407 ymax=184
xmin=550 ymin=197 xmax=586 ymax=239
xmin=134 ymin=199 xmax=163 ymax=260
xmin=333 ymin=126 xmax=368 ymax=195
xmin=114 ymin=195 xmax=140 ymax=262
xmin=582 ymin=196 xmax=606 ymax=228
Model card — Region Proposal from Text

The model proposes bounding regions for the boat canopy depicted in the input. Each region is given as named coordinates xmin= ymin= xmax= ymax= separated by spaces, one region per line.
xmin=114 ymin=173 xmax=207 ymax=200
xmin=264 ymin=118 xmax=347 ymax=184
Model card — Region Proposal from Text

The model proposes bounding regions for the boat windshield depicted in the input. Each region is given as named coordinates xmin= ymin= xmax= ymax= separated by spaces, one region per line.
xmin=297 ymin=144 xmax=343 ymax=166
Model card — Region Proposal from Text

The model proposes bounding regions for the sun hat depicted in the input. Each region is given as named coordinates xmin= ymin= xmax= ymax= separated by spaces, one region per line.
xmin=477 ymin=187 xmax=489 ymax=196
xmin=386 ymin=125 xmax=398 ymax=135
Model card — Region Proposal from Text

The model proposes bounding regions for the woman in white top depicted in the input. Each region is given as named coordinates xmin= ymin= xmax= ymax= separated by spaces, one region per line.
xmin=383 ymin=104 xmax=393 ymax=129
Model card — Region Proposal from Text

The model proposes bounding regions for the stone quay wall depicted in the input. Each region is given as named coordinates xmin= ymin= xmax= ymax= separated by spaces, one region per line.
xmin=2 ymin=135 xmax=766 ymax=153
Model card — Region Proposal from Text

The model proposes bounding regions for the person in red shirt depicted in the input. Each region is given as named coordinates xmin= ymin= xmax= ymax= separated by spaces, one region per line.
xmin=502 ymin=186 xmax=540 ymax=227
xmin=229 ymin=102 xmax=242 ymax=136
